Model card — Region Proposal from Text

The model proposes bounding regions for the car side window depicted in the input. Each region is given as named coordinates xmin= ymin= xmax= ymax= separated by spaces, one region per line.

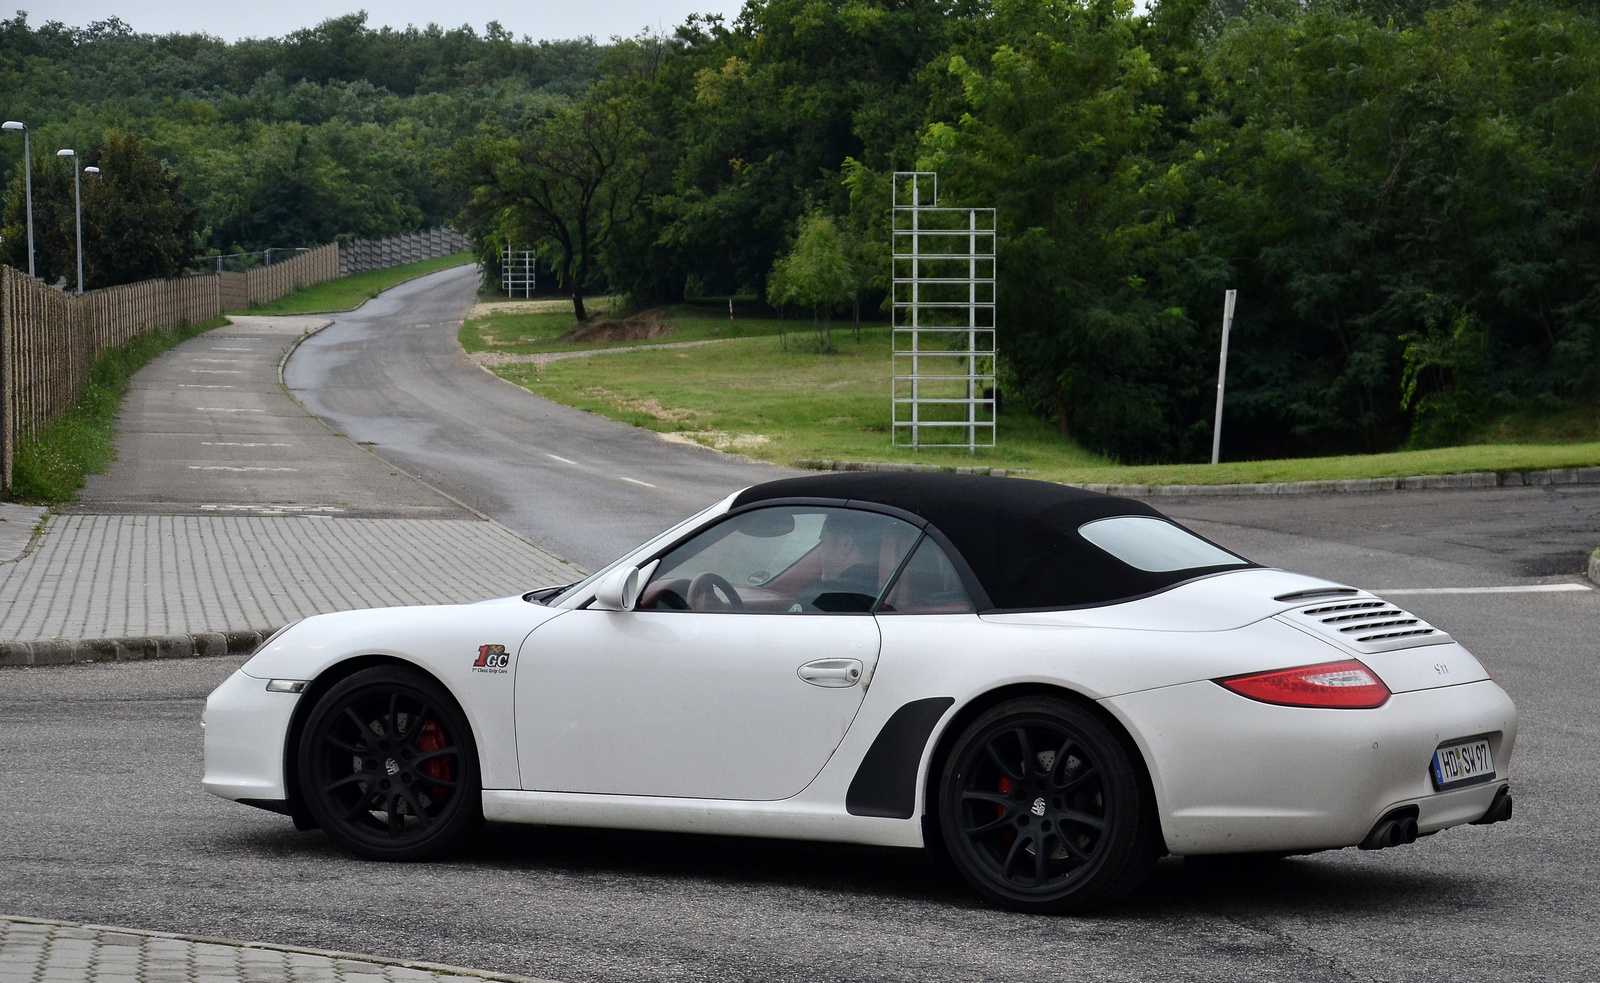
xmin=637 ymin=506 xmax=919 ymax=614
xmin=877 ymin=537 xmax=976 ymax=614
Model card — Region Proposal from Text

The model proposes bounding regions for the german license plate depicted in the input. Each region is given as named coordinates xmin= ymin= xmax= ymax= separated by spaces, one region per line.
xmin=1432 ymin=738 xmax=1494 ymax=791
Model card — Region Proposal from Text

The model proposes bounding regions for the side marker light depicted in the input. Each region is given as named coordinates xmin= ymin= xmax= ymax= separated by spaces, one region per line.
xmin=266 ymin=679 xmax=308 ymax=694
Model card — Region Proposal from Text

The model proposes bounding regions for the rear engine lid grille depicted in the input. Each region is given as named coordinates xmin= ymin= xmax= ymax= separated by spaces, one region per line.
xmin=1279 ymin=596 xmax=1452 ymax=653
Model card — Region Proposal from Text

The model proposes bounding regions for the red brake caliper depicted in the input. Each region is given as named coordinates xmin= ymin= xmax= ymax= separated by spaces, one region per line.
xmin=997 ymin=776 xmax=1015 ymax=843
xmin=419 ymin=720 xmax=452 ymax=799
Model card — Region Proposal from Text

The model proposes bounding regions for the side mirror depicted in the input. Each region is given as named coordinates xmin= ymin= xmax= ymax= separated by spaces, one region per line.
xmin=592 ymin=564 xmax=642 ymax=611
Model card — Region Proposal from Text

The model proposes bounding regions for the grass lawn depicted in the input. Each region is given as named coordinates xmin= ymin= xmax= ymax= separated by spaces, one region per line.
xmin=488 ymin=325 xmax=1600 ymax=485
xmin=462 ymin=299 xmax=849 ymax=355
xmin=248 ymin=252 xmax=474 ymax=314
xmin=7 ymin=316 xmax=229 ymax=503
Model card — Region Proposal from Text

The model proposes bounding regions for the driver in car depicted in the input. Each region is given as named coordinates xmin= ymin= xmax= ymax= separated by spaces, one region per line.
xmin=794 ymin=511 xmax=885 ymax=612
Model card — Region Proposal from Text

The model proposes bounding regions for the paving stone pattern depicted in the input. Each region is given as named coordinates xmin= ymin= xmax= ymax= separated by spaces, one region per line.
xmin=0 ymin=917 xmax=552 ymax=983
xmin=0 ymin=515 xmax=579 ymax=643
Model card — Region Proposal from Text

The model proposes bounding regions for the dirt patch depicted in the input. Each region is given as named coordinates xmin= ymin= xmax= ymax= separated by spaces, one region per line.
xmin=467 ymin=296 xmax=608 ymax=320
xmin=659 ymin=431 xmax=772 ymax=452
xmin=579 ymin=387 xmax=703 ymax=424
xmin=468 ymin=337 xmax=739 ymax=370
xmin=559 ymin=309 xmax=675 ymax=344
xmin=474 ymin=329 xmax=523 ymax=347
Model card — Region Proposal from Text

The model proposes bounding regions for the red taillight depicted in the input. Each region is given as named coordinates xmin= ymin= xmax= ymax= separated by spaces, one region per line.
xmin=1216 ymin=659 xmax=1391 ymax=709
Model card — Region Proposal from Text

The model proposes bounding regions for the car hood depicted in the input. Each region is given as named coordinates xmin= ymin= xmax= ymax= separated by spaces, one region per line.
xmin=980 ymin=568 xmax=1356 ymax=633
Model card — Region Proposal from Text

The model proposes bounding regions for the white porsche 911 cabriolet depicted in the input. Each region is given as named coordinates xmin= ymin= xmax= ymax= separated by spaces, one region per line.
xmin=204 ymin=473 xmax=1516 ymax=911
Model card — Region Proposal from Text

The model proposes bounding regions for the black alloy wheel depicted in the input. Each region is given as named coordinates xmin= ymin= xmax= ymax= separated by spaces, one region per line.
xmin=298 ymin=666 xmax=481 ymax=860
xmin=938 ymin=697 xmax=1158 ymax=912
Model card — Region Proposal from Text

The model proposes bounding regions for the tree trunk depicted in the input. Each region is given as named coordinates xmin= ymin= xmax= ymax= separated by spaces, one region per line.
xmin=824 ymin=309 xmax=832 ymax=350
xmin=573 ymin=290 xmax=588 ymax=322
xmin=1056 ymin=391 xmax=1073 ymax=439
xmin=853 ymin=297 xmax=860 ymax=344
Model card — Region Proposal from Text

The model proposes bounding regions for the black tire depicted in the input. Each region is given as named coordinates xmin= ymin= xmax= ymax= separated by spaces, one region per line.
xmin=297 ymin=666 xmax=482 ymax=860
xmin=938 ymin=696 xmax=1159 ymax=912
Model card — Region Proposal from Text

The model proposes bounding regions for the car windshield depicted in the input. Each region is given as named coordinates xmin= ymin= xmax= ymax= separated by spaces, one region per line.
xmin=1076 ymin=516 xmax=1247 ymax=573
xmin=546 ymin=499 xmax=731 ymax=606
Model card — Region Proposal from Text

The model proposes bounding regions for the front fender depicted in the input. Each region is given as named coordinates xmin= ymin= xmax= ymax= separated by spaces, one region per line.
xmin=237 ymin=599 xmax=565 ymax=790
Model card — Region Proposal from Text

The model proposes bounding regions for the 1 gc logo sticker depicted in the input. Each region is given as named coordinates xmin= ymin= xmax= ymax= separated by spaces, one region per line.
xmin=472 ymin=643 xmax=510 ymax=674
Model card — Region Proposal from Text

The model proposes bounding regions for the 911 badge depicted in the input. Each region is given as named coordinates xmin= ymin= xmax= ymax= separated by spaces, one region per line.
xmin=472 ymin=644 xmax=510 ymax=674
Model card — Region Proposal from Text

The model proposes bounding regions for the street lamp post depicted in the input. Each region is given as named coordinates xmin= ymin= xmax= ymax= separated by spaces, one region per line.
xmin=1 ymin=121 xmax=34 ymax=278
xmin=56 ymin=148 xmax=83 ymax=294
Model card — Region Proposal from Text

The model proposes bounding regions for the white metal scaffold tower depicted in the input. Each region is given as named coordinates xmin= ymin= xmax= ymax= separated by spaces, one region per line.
xmin=891 ymin=172 xmax=996 ymax=451
xmin=501 ymin=246 xmax=536 ymax=298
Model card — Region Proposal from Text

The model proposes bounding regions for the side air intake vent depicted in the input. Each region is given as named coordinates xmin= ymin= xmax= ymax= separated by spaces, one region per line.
xmin=1279 ymin=595 xmax=1452 ymax=653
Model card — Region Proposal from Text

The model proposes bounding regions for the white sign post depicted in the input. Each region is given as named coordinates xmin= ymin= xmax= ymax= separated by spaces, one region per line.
xmin=1211 ymin=289 xmax=1237 ymax=465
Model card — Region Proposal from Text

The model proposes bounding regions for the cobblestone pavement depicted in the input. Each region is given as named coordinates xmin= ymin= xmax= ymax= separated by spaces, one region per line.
xmin=0 ymin=515 xmax=578 ymax=642
xmin=0 ymin=917 xmax=556 ymax=983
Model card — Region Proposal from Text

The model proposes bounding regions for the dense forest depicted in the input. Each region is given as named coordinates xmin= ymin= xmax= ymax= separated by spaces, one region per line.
xmin=4 ymin=1 xmax=1599 ymax=462
xmin=0 ymin=12 xmax=602 ymax=260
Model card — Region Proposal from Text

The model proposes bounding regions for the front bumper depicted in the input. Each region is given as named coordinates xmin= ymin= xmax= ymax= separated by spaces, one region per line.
xmin=201 ymin=667 xmax=301 ymax=802
xmin=1103 ymin=677 xmax=1518 ymax=855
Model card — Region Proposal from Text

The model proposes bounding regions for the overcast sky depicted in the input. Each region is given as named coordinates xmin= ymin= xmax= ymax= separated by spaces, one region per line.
xmin=19 ymin=1 xmax=747 ymax=42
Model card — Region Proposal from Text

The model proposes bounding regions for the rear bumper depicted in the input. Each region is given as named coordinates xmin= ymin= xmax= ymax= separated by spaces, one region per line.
xmin=1103 ymin=677 xmax=1517 ymax=855
xmin=202 ymin=667 xmax=299 ymax=801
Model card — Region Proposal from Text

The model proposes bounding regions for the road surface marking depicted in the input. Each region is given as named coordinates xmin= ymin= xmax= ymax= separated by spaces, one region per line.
xmin=193 ymin=358 xmax=240 ymax=363
xmin=210 ymin=347 xmax=255 ymax=351
xmin=188 ymin=466 xmax=299 ymax=472
xmin=202 ymin=442 xmax=293 ymax=447
xmin=1373 ymin=584 xmax=1593 ymax=595
xmin=546 ymin=454 xmax=577 ymax=465
xmin=195 ymin=407 xmax=264 ymax=413
xmin=617 ymin=476 xmax=657 ymax=488
xmin=189 ymin=369 xmax=242 ymax=374
xmin=179 ymin=385 xmax=236 ymax=389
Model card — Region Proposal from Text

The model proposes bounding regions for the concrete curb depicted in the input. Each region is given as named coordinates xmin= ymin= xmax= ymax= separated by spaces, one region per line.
xmin=0 ymin=914 xmax=562 ymax=983
xmin=795 ymin=459 xmax=1031 ymax=478
xmin=793 ymin=459 xmax=1600 ymax=496
xmin=1588 ymin=548 xmax=1600 ymax=586
xmin=0 ymin=628 xmax=275 ymax=668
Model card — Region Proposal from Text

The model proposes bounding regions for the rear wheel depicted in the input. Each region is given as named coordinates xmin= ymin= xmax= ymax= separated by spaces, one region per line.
xmin=938 ymin=697 xmax=1158 ymax=912
xmin=297 ymin=666 xmax=481 ymax=860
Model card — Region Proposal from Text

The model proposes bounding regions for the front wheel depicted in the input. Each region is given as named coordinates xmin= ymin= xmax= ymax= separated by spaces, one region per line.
xmin=938 ymin=697 xmax=1158 ymax=912
xmin=297 ymin=666 xmax=481 ymax=860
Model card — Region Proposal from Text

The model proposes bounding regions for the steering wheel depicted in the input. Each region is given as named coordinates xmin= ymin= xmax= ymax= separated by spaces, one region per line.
xmin=687 ymin=572 xmax=745 ymax=611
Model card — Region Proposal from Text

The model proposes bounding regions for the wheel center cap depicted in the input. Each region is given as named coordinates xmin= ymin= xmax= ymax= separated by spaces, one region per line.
xmin=1030 ymin=797 xmax=1047 ymax=817
xmin=384 ymin=758 xmax=400 ymax=776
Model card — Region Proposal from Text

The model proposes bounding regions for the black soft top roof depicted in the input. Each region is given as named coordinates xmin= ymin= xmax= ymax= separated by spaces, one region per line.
xmin=731 ymin=472 xmax=1252 ymax=611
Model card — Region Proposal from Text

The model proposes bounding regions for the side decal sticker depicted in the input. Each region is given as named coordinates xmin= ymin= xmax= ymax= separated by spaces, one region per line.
xmin=472 ymin=644 xmax=511 ymax=674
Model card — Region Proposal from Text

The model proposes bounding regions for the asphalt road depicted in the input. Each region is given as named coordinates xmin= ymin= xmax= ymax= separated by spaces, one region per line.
xmin=281 ymin=265 xmax=784 ymax=570
xmin=2 ymin=508 xmax=1596 ymax=983
xmin=78 ymin=314 xmax=470 ymax=518
xmin=4 ymin=270 xmax=1597 ymax=981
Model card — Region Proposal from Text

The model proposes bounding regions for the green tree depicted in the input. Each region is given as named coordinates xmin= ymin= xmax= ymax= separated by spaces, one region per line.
xmin=768 ymin=210 xmax=856 ymax=350
xmin=81 ymin=132 xmax=199 ymax=285
xmin=451 ymin=87 xmax=652 ymax=320
xmin=2 ymin=149 xmax=75 ymax=286
xmin=920 ymin=0 xmax=1201 ymax=459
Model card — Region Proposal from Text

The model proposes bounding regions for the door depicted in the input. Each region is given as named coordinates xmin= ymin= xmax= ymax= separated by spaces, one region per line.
xmin=516 ymin=505 xmax=921 ymax=800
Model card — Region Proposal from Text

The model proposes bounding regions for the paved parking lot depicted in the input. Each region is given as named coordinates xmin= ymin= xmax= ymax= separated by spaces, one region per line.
xmin=2 ymin=490 xmax=1594 ymax=983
